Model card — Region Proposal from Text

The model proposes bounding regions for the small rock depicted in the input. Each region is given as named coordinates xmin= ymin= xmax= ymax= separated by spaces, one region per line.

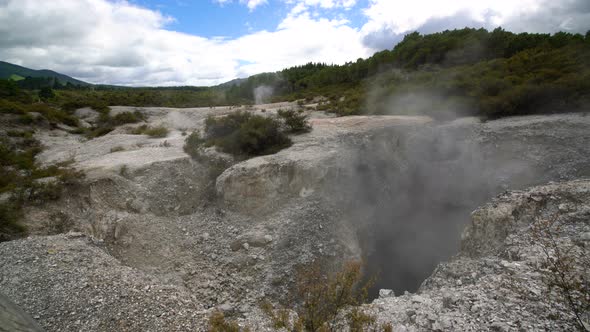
xmin=218 ymin=303 xmax=233 ymax=313
xmin=242 ymin=243 xmax=250 ymax=250
xmin=379 ymin=289 xmax=394 ymax=298
xmin=490 ymin=322 xmax=508 ymax=332
xmin=66 ymin=231 xmax=85 ymax=239
xmin=442 ymin=293 xmax=458 ymax=309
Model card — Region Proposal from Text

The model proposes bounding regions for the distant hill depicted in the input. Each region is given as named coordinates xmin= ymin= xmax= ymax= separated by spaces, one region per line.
xmin=0 ymin=61 xmax=90 ymax=86
xmin=217 ymin=77 xmax=247 ymax=88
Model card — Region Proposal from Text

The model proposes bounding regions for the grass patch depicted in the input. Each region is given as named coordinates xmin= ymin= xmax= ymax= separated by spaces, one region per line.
xmin=208 ymin=310 xmax=251 ymax=332
xmin=7 ymin=130 xmax=34 ymax=138
xmin=130 ymin=125 xmax=169 ymax=138
xmin=83 ymin=109 xmax=147 ymax=139
xmin=84 ymin=126 xmax=114 ymax=139
xmin=110 ymin=146 xmax=125 ymax=153
xmin=111 ymin=111 xmax=146 ymax=125
xmin=0 ymin=202 xmax=25 ymax=242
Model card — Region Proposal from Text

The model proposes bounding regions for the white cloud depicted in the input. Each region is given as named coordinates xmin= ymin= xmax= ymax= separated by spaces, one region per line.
xmin=0 ymin=0 xmax=367 ymax=86
xmin=285 ymin=0 xmax=357 ymax=10
xmin=361 ymin=0 xmax=590 ymax=50
xmin=244 ymin=0 xmax=267 ymax=10
xmin=214 ymin=0 xmax=268 ymax=10
xmin=0 ymin=0 xmax=588 ymax=86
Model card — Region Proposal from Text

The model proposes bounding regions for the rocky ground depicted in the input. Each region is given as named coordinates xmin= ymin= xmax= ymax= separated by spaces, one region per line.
xmin=361 ymin=179 xmax=590 ymax=331
xmin=0 ymin=104 xmax=589 ymax=331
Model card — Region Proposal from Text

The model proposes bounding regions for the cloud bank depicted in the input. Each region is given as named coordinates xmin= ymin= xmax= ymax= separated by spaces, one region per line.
xmin=0 ymin=0 xmax=588 ymax=86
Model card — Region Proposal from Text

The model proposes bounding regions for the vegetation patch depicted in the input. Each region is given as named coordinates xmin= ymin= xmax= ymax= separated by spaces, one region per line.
xmin=0 ymin=81 xmax=86 ymax=240
xmin=130 ymin=124 xmax=169 ymax=138
xmin=0 ymin=135 xmax=84 ymax=241
xmin=208 ymin=310 xmax=249 ymax=332
xmin=184 ymin=111 xmax=294 ymax=159
xmin=5 ymin=29 xmax=589 ymax=120
xmin=80 ymin=108 xmax=147 ymax=139
xmin=111 ymin=110 xmax=146 ymax=125
xmin=277 ymin=109 xmax=312 ymax=133
xmin=259 ymin=260 xmax=392 ymax=332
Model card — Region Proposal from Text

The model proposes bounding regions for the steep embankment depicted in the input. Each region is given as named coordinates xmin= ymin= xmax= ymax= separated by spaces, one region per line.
xmin=0 ymin=105 xmax=589 ymax=331
xmin=361 ymin=179 xmax=590 ymax=331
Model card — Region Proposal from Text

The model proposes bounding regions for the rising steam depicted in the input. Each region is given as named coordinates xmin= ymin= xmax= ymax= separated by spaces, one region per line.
xmin=254 ymin=85 xmax=274 ymax=105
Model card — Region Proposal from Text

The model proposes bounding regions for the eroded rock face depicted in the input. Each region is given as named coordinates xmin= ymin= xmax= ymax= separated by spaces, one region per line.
xmin=217 ymin=113 xmax=590 ymax=296
xmin=0 ymin=292 xmax=44 ymax=332
xmin=216 ymin=116 xmax=432 ymax=214
xmin=355 ymin=179 xmax=590 ymax=332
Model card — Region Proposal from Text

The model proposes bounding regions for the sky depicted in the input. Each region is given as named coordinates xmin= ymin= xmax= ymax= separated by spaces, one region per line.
xmin=0 ymin=0 xmax=589 ymax=86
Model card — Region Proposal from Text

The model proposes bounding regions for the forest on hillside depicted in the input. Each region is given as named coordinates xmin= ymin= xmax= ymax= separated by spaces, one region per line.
xmin=2 ymin=28 xmax=590 ymax=119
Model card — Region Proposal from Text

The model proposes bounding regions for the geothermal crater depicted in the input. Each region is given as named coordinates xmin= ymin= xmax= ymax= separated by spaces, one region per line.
xmin=1 ymin=103 xmax=589 ymax=331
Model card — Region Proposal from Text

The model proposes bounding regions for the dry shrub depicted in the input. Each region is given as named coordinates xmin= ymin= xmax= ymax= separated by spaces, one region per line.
xmin=530 ymin=213 xmax=590 ymax=331
xmin=208 ymin=310 xmax=250 ymax=332
xmin=261 ymin=260 xmax=391 ymax=331
xmin=260 ymin=300 xmax=292 ymax=330
xmin=130 ymin=125 xmax=169 ymax=138
xmin=295 ymin=260 xmax=371 ymax=331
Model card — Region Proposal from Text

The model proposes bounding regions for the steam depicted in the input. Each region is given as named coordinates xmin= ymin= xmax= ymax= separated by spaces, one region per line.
xmin=254 ymin=85 xmax=274 ymax=105
xmin=365 ymin=70 xmax=473 ymax=120
xmin=337 ymin=117 xmax=545 ymax=298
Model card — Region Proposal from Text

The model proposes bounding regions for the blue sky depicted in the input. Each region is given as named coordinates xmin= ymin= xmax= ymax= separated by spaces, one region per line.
xmin=131 ymin=0 xmax=369 ymax=39
xmin=1 ymin=0 xmax=589 ymax=86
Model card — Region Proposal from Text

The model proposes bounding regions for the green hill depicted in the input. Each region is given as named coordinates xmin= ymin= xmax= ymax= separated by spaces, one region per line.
xmin=224 ymin=28 xmax=590 ymax=118
xmin=0 ymin=61 xmax=90 ymax=86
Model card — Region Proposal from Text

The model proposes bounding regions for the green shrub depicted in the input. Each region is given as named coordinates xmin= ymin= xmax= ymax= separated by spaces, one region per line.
xmin=130 ymin=125 xmax=169 ymax=138
xmin=144 ymin=126 xmax=169 ymax=137
xmin=205 ymin=111 xmax=252 ymax=139
xmin=0 ymin=99 xmax=26 ymax=114
xmin=25 ymin=180 xmax=63 ymax=204
xmin=233 ymin=115 xmax=291 ymax=155
xmin=183 ymin=131 xmax=206 ymax=159
xmin=111 ymin=111 xmax=145 ymax=125
xmin=0 ymin=151 xmax=83 ymax=242
xmin=7 ymin=130 xmax=34 ymax=138
xmin=83 ymin=109 xmax=147 ymax=140
xmin=277 ymin=109 xmax=311 ymax=133
xmin=38 ymin=87 xmax=55 ymax=101
xmin=90 ymin=102 xmax=110 ymax=113
xmin=0 ymin=201 xmax=25 ymax=242
xmin=18 ymin=113 xmax=35 ymax=124
xmin=28 ymin=103 xmax=79 ymax=127
xmin=61 ymin=100 xmax=88 ymax=112
xmin=85 ymin=126 xmax=114 ymax=139
xmin=200 ymin=111 xmax=292 ymax=157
